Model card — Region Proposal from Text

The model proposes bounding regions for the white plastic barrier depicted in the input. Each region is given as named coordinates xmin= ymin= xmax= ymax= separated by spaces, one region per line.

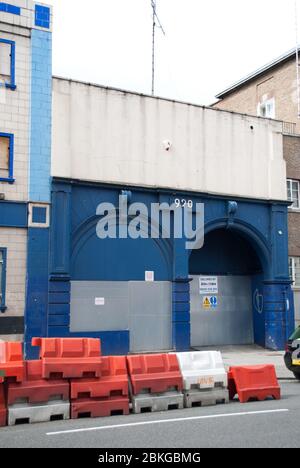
xmin=176 ymin=351 xmax=227 ymax=390
xmin=8 ymin=400 xmax=70 ymax=426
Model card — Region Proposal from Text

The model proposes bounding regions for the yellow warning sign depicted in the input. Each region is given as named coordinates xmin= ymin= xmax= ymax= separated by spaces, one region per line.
xmin=202 ymin=296 xmax=218 ymax=309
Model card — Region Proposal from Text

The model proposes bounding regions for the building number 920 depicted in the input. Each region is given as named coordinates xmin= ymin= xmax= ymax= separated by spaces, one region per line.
xmin=174 ymin=199 xmax=193 ymax=208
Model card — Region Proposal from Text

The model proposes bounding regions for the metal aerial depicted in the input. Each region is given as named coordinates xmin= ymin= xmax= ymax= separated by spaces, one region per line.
xmin=295 ymin=0 xmax=300 ymax=118
xmin=151 ymin=0 xmax=166 ymax=96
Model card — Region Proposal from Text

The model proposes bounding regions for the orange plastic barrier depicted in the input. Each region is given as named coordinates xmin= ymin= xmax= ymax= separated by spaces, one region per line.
xmin=0 ymin=342 xmax=24 ymax=383
xmin=126 ymin=354 xmax=183 ymax=395
xmin=8 ymin=360 xmax=70 ymax=405
xmin=32 ymin=338 xmax=102 ymax=379
xmin=0 ymin=383 xmax=6 ymax=427
xmin=228 ymin=365 xmax=281 ymax=403
xmin=71 ymin=356 xmax=128 ymax=399
xmin=71 ymin=397 xmax=129 ymax=419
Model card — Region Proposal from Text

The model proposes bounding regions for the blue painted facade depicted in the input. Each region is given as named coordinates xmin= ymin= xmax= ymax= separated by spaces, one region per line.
xmin=0 ymin=247 xmax=7 ymax=312
xmin=0 ymin=39 xmax=16 ymax=90
xmin=0 ymin=2 xmax=20 ymax=15
xmin=0 ymin=201 xmax=27 ymax=227
xmin=40 ymin=179 xmax=294 ymax=357
xmin=24 ymin=12 xmax=52 ymax=358
xmin=29 ymin=28 xmax=52 ymax=204
xmin=35 ymin=5 xmax=50 ymax=29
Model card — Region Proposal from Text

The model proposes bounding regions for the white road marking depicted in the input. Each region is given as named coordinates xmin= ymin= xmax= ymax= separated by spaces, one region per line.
xmin=46 ymin=408 xmax=289 ymax=436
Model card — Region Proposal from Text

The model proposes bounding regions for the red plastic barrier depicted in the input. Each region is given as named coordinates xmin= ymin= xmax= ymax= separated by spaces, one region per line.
xmin=0 ymin=342 xmax=24 ymax=383
xmin=126 ymin=354 xmax=183 ymax=395
xmin=71 ymin=397 xmax=129 ymax=419
xmin=0 ymin=383 xmax=6 ymax=427
xmin=7 ymin=360 xmax=70 ymax=405
xmin=32 ymin=338 xmax=102 ymax=379
xmin=71 ymin=356 xmax=128 ymax=399
xmin=228 ymin=365 xmax=281 ymax=403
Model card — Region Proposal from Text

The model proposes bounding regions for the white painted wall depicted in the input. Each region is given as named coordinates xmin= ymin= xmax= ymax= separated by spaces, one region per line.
xmin=52 ymin=78 xmax=287 ymax=201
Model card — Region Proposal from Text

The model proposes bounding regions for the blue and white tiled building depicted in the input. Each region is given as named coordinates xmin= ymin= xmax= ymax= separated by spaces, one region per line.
xmin=0 ymin=1 xmax=52 ymax=347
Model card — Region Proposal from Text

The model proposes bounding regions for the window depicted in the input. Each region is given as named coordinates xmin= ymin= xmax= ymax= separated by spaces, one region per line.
xmin=0 ymin=39 xmax=16 ymax=90
xmin=0 ymin=248 xmax=7 ymax=313
xmin=0 ymin=133 xmax=14 ymax=183
xmin=257 ymin=98 xmax=275 ymax=119
xmin=289 ymin=257 xmax=300 ymax=288
xmin=35 ymin=5 xmax=50 ymax=29
xmin=287 ymin=179 xmax=300 ymax=209
xmin=28 ymin=203 xmax=50 ymax=228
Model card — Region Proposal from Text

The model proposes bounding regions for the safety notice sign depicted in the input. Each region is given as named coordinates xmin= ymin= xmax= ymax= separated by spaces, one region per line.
xmin=203 ymin=296 xmax=218 ymax=309
xmin=199 ymin=276 xmax=218 ymax=295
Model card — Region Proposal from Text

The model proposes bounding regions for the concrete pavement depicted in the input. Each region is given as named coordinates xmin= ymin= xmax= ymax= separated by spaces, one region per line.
xmin=194 ymin=345 xmax=292 ymax=379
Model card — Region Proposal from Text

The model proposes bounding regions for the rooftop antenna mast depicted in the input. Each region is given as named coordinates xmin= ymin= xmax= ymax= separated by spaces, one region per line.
xmin=151 ymin=0 xmax=166 ymax=95
xmin=295 ymin=0 xmax=300 ymax=117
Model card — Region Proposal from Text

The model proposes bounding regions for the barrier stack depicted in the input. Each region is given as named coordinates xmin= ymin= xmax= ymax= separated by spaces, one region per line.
xmin=126 ymin=354 xmax=184 ymax=413
xmin=0 ymin=338 xmax=283 ymax=429
xmin=71 ymin=356 xmax=130 ymax=419
xmin=7 ymin=360 xmax=70 ymax=426
xmin=176 ymin=351 xmax=229 ymax=408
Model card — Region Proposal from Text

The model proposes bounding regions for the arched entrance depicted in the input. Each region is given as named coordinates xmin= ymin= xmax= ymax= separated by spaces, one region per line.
xmin=69 ymin=215 xmax=173 ymax=353
xmin=189 ymin=226 xmax=268 ymax=347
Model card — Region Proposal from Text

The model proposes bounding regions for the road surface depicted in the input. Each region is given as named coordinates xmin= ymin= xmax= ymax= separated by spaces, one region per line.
xmin=0 ymin=381 xmax=299 ymax=448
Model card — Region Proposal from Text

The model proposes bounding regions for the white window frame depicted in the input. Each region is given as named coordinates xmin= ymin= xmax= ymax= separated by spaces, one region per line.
xmin=257 ymin=98 xmax=276 ymax=119
xmin=289 ymin=257 xmax=300 ymax=288
xmin=28 ymin=203 xmax=50 ymax=228
xmin=287 ymin=179 xmax=300 ymax=210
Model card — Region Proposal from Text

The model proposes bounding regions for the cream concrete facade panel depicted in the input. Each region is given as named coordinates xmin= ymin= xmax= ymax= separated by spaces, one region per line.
xmin=52 ymin=78 xmax=287 ymax=201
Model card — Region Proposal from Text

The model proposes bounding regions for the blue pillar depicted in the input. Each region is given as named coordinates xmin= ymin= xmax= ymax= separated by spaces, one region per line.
xmin=48 ymin=184 xmax=72 ymax=338
xmin=172 ymin=237 xmax=190 ymax=351
xmin=25 ymin=227 xmax=50 ymax=358
xmin=263 ymin=204 xmax=295 ymax=350
xmin=24 ymin=13 xmax=52 ymax=358
xmin=264 ymin=281 xmax=294 ymax=350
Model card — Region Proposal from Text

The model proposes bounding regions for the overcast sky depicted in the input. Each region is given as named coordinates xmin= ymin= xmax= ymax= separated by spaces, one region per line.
xmin=47 ymin=0 xmax=300 ymax=105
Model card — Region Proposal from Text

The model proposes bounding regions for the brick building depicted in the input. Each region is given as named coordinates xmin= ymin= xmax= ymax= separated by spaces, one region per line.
xmin=213 ymin=48 xmax=300 ymax=327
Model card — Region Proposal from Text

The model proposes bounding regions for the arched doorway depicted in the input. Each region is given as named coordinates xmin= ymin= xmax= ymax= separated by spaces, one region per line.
xmin=189 ymin=227 xmax=267 ymax=347
xmin=70 ymin=215 xmax=173 ymax=353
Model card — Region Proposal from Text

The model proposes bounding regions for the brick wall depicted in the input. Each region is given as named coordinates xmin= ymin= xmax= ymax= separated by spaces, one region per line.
xmin=283 ymin=136 xmax=300 ymax=257
xmin=283 ymin=135 xmax=300 ymax=179
xmin=213 ymin=59 xmax=300 ymax=133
